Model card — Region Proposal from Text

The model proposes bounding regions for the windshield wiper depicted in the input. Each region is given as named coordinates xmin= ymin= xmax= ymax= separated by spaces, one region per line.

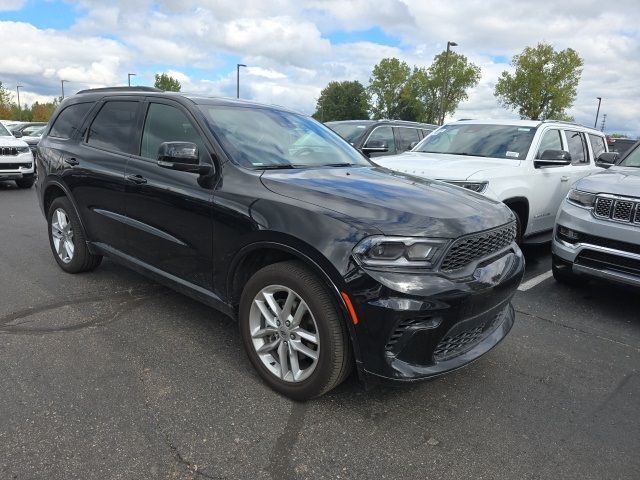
xmin=256 ymin=164 xmax=296 ymax=170
xmin=322 ymin=163 xmax=354 ymax=167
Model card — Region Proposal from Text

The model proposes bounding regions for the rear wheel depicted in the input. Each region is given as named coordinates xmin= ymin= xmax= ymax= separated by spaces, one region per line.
xmin=16 ymin=174 xmax=35 ymax=189
xmin=239 ymin=260 xmax=352 ymax=400
xmin=47 ymin=197 xmax=102 ymax=273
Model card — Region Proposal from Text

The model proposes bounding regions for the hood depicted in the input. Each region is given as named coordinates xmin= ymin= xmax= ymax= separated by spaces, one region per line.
xmin=576 ymin=167 xmax=640 ymax=198
xmin=261 ymin=166 xmax=513 ymax=238
xmin=0 ymin=135 xmax=29 ymax=148
xmin=21 ymin=135 xmax=41 ymax=146
xmin=373 ymin=152 xmax=521 ymax=181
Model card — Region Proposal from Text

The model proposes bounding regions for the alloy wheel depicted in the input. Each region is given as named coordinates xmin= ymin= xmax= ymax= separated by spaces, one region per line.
xmin=51 ymin=208 xmax=75 ymax=264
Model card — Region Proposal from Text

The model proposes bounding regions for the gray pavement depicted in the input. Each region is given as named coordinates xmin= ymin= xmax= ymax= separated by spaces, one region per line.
xmin=1 ymin=182 xmax=638 ymax=480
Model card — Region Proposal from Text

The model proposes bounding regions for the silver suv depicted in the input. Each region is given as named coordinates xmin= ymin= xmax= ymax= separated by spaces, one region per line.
xmin=552 ymin=141 xmax=640 ymax=287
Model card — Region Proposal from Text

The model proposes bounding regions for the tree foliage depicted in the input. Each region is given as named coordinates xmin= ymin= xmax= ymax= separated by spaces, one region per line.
xmin=154 ymin=73 xmax=181 ymax=92
xmin=367 ymin=58 xmax=412 ymax=119
xmin=494 ymin=42 xmax=583 ymax=120
xmin=312 ymin=81 xmax=369 ymax=122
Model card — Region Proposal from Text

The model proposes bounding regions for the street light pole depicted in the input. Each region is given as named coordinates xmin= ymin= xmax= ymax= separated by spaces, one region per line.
xmin=594 ymin=97 xmax=602 ymax=129
xmin=61 ymin=80 xmax=68 ymax=99
xmin=16 ymin=85 xmax=23 ymax=120
xmin=439 ymin=41 xmax=458 ymax=125
xmin=237 ymin=64 xmax=247 ymax=98
xmin=128 ymin=73 xmax=136 ymax=87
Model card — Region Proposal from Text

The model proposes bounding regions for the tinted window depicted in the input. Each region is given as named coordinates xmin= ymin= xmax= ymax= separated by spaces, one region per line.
xmin=415 ymin=124 xmax=536 ymax=160
xmin=396 ymin=127 xmax=421 ymax=152
xmin=565 ymin=130 xmax=587 ymax=164
xmin=588 ymin=134 xmax=606 ymax=159
xmin=327 ymin=123 xmax=369 ymax=145
xmin=536 ymin=129 xmax=562 ymax=158
xmin=49 ymin=103 xmax=92 ymax=139
xmin=86 ymin=101 xmax=139 ymax=154
xmin=421 ymin=128 xmax=435 ymax=138
xmin=365 ymin=126 xmax=396 ymax=155
xmin=141 ymin=103 xmax=207 ymax=162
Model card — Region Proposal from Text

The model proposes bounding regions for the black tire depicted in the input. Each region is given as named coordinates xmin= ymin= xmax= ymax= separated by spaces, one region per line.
xmin=552 ymin=257 xmax=580 ymax=286
xmin=239 ymin=260 xmax=353 ymax=400
xmin=47 ymin=196 xmax=102 ymax=273
xmin=16 ymin=174 xmax=35 ymax=189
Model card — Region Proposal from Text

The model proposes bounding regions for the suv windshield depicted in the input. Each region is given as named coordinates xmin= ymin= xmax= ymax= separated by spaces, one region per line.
xmin=620 ymin=145 xmax=640 ymax=168
xmin=326 ymin=123 xmax=369 ymax=145
xmin=414 ymin=124 xmax=537 ymax=160
xmin=200 ymin=106 xmax=370 ymax=169
xmin=0 ymin=123 xmax=12 ymax=137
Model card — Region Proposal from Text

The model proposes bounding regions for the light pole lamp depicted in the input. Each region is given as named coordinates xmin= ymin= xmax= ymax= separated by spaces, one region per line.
xmin=16 ymin=85 xmax=23 ymax=120
xmin=237 ymin=64 xmax=247 ymax=99
xmin=61 ymin=79 xmax=68 ymax=99
xmin=594 ymin=97 xmax=602 ymax=129
xmin=439 ymin=41 xmax=458 ymax=125
xmin=128 ymin=73 xmax=136 ymax=87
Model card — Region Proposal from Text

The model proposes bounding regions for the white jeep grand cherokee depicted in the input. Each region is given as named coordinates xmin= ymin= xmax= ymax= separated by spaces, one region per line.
xmin=0 ymin=121 xmax=35 ymax=188
xmin=374 ymin=120 xmax=608 ymax=243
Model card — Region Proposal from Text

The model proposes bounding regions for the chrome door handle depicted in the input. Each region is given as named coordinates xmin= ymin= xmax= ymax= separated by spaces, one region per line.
xmin=126 ymin=174 xmax=147 ymax=185
xmin=561 ymin=176 xmax=569 ymax=182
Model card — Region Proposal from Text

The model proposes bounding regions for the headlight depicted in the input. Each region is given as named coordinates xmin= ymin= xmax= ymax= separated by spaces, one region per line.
xmin=443 ymin=181 xmax=488 ymax=193
xmin=16 ymin=146 xmax=30 ymax=154
xmin=567 ymin=189 xmax=596 ymax=207
xmin=353 ymin=236 xmax=448 ymax=268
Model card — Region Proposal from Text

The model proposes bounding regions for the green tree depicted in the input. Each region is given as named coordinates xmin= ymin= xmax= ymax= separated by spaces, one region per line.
xmin=367 ymin=58 xmax=412 ymax=119
xmin=154 ymin=73 xmax=181 ymax=92
xmin=0 ymin=81 xmax=11 ymax=106
xmin=494 ymin=42 xmax=583 ymax=120
xmin=31 ymin=100 xmax=59 ymax=121
xmin=312 ymin=81 xmax=369 ymax=122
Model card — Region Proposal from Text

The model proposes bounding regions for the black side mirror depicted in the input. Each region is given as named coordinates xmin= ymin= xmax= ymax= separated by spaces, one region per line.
xmin=12 ymin=131 xmax=23 ymax=138
xmin=596 ymin=152 xmax=619 ymax=169
xmin=157 ymin=141 xmax=210 ymax=175
xmin=534 ymin=149 xmax=572 ymax=168
xmin=362 ymin=140 xmax=389 ymax=156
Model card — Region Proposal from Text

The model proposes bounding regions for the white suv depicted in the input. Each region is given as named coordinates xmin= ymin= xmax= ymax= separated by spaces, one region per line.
xmin=0 ymin=121 xmax=35 ymax=188
xmin=374 ymin=120 xmax=608 ymax=242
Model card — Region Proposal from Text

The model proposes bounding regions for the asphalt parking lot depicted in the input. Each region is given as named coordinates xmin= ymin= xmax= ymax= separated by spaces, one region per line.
xmin=1 ymin=182 xmax=638 ymax=480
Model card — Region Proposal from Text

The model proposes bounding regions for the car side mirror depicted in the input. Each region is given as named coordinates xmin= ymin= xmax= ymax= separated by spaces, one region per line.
xmin=157 ymin=141 xmax=210 ymax=175
xmin=534 ymin=149 xmax=571 ymax=168
xmin=408 ymin=141 xmax=419 ymax=150
xmin=595 ymin=152 xmax=618 ymax=169
xmin=12 ymin=131 xmax=23 ymax=138
xmin=362 ymin=140 xmax=389 ymax=156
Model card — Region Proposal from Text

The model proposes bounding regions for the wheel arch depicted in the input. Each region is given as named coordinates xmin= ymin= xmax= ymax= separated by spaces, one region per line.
xmin=42 ymin=179 xmax=89 ymax=238
xmin=502 ymin=196 xmax=530 ymax=235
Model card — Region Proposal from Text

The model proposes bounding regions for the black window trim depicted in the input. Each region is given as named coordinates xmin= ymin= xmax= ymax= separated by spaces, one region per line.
xmin=564 ymin=129 xmax=590 ymax=166
xmin=534 ymin=127 xmax=564 ymax=160
xmin=362 ymin=125 xmax=397 ymax=152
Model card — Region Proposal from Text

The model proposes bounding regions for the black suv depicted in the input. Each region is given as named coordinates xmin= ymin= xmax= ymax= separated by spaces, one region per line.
xmin=36 ymin=88 xmax=524 ymax=400
xmin=326 ymin=119 xmax=437 ymax=158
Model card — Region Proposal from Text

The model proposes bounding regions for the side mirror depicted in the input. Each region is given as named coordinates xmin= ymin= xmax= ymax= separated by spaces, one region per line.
xmin=408 ymin=141 xmax=419 ymax=150
xmin=157 ymin=141 xmax=210 ymax=175
xmin=534 ymin=149 xmax=571 ymax=168
xmin=595 ymin=152 xmax=619 ymax=169
xmin=362 ymin=140 xmax=389 ymax=156
xmin=12 ymin=131 xmax=23 ymax=138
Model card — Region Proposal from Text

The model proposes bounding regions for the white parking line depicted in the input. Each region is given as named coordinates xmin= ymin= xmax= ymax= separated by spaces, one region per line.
xmin=518 ymin=270 xmax=554 ymax=291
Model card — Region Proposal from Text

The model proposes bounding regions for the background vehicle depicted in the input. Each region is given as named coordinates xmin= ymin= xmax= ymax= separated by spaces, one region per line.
xmin=0 ymin=121 xmax=35 ymax=188
xmin=375 ymin=119 xmax=609 ymax=243
xmin=21 ymin=125 xmax=46 ymax=157
xmin=606 ymin=136 xmax=637 ymax=155
xmin=10 ymin=122 xmax=47 ymax=137
xmin=326 ymin=119 xmax=437 ymax=158
xmin=36 ymin=88 xmax=523 ymax=399
xmin=553 ymin=145 xmax=640 ymax=287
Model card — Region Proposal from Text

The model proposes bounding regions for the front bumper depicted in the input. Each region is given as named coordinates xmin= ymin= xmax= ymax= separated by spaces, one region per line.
xmin=346 ymin=245 xmax=524 ymax=382
xmin=552 ymin=199 xmax=640 ymax=287
xmin=0 ymin=153 xmax=35 ymax=179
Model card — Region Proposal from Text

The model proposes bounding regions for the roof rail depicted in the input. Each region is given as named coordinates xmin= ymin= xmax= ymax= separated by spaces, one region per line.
xmin=540 ymin=119 xmax=585 ymax=128
xmin=76 ymin=86 xmax=163 ymax=94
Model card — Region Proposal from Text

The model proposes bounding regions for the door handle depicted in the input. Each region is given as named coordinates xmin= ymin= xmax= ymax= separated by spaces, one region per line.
xmin=126 ymin=174 xmax=147 ymax=185
xmin=561 ymin=176 xmax=569 ymax=182
xmin=64 ymin=157 xmax=79 ymax=166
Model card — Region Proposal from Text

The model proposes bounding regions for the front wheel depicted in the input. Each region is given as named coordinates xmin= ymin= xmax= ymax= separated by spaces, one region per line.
xmin=16 ymin=174 xmax=35 ymax=189
xmin=239 ymin=261 xmax=352 ymax=400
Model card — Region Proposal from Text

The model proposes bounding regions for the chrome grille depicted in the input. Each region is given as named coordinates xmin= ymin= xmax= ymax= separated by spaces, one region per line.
xmin=0 ymin=162 xmax=32 ymax=170
xmin=440 ymin=222 xmax=516 ymax=272
xmin=594 ymin=195 xmax=640 ymax=225
xmin=0 ymin=147 xmax=19 ymax=156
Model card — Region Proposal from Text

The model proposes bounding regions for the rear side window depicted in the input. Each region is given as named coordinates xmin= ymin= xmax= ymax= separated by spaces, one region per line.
xmin=589 ymin=134 xmax=606 ymax=159
xmin=86 ymin=101 xmax=139 ymax=154
xmin=365 ymin=126 xmax=396 ymax=155
xmin=536 ymin=129 xmax=562 ymax=158
xmin=49 ymin=103 xmax=92 ymax=139
xmin=396 ymin=127 xmax=421 ymax=152
xmin=565 ymin=130 xmax=588 ymax=164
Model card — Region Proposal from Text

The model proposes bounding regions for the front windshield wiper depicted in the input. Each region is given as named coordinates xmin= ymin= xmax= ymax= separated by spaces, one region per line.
xmin=256 ymin=164 xmax=297 ymax=170
xmin=321 ymin=163 xmax=354 ymax=167
xmin=418 ymin=151 xmax=490 ymax=157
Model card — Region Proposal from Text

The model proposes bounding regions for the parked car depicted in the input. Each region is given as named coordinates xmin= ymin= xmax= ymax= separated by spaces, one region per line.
xmin=21 ymin=125 xmax=46 ymax=155
xmin=326 ymin=119 xmax=437 ymax=158
xmin=10 ymin=122 xmax=47 ymax=138
xmin=552 ymin=143 xmax=640 ymax=287
xmin=0 ymin=121 xmax=36 ymax=188
xmin=374 ymin=120 xmax=609 ymax=243
xmin=606 ymin=136 xmax=636 ymax=156
xmin=36 ymin=87 xmax=524 ymax=399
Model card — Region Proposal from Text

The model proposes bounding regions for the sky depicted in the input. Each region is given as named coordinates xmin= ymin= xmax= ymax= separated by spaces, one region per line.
xmin=0 ymin=0 xmax=639 ymax=136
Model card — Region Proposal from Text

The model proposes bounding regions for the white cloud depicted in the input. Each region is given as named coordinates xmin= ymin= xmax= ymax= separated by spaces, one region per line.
xmin=0 ymin=0 xmax=25 ymax=11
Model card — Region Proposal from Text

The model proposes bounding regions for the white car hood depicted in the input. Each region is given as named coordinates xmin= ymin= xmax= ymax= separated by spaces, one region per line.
xmin=374 ymin=152 xmax=521 ymax=181
xmin=0 ymin=135 xmax=29 ymax=148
